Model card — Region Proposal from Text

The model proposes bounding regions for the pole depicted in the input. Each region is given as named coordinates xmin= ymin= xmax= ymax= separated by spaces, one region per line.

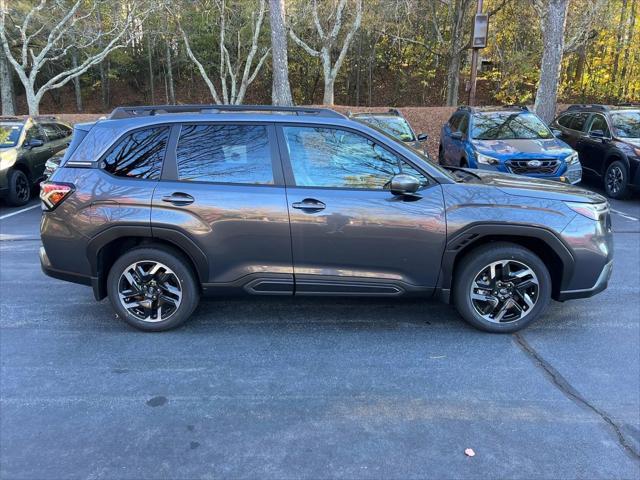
xmin=468 ymin=0 xmax=484 ymax=106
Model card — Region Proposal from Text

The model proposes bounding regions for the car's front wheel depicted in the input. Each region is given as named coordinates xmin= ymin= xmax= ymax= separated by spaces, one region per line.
xmin=107 ymin=246 xmax=200 ymax=331
xmin=604 ymin=160 xmax=631 ymax=199
xmin=6 ymin=169 xmax=31 ymax=206
xmin=453 ymin=243 xmax=551 ymax=333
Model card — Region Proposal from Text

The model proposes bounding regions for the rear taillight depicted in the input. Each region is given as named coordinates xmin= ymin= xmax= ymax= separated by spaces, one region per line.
xmin=40 ymin=182 xmax=74 ymax=211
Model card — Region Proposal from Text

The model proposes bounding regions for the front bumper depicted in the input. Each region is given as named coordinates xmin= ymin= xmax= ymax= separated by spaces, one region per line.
xmin=557 ymin=260 xmax=613 ymax=300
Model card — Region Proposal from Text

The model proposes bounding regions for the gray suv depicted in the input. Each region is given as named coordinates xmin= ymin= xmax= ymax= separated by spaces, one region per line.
xmin=40 ymin=105 xmax=613 ymax=333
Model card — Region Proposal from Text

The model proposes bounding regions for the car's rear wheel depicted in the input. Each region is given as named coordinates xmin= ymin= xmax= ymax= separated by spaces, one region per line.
xmin=453 ymin=243 xmax=551 ymax=333
xmin=107 ymin=246 xmax=200 ymax=331
xmin=6 ymin=170 xmax=31 ymax=206
xmin=604 ymin=160 xmax=630 ymax=199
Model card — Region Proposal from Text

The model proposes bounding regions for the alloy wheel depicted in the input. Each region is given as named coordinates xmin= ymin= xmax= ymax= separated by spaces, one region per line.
xmin=117 ymin=261 xmax=182 ymax=322
xmin=469 ymin=260 xmax=539 ymax=324
xmin=15 ymin=174 xmax=30 ymax=202
xmin=606 ymin=165 xmax=624 ymax=195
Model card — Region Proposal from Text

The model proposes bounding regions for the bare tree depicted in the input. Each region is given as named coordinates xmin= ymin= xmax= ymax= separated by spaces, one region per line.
xmin=289 ymin=0 xmax=363 ymax=105
xmin=533 ymin=0 xmax=570 ymax=124
xmin=0 ymin=0 xmax=140 ymax=115
xmin=269 ymin=0 xmax=293 ymax=106
xmin=177 ymin=0 xmax=270 ymax=105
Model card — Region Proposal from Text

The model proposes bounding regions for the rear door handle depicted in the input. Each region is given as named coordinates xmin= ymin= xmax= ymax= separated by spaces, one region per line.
xmin=292 ymin=198 xmax=326 ymax=212
xmin=162 ymin=192 xmax=194 ymax=206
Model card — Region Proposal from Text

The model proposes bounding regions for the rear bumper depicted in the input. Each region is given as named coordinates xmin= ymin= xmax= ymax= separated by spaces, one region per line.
xmin=40 ymin=245 xmax=97 ymax=290
xmin=557 ymin=260 xmax=613 ymax=301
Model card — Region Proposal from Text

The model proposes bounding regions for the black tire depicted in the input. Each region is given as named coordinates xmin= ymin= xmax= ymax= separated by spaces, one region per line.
xmin=107 ymin=245 xmax=200 ymax=331
xmin=6 ymin=169 xmax=31 ymax=206
xmin=604 ymin=160 xmax=631 ymax=199
xmin=453 ymin=242 xmax=552 ymax=333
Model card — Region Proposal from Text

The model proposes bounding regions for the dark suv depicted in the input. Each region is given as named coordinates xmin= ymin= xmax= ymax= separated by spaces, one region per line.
xmin=40 ymin=105 xmax=613 ymax=333
xmin=1 ymin=116 xmax=72 ymax=206
xmin=551 ymin=104 xmax=640 ymax=198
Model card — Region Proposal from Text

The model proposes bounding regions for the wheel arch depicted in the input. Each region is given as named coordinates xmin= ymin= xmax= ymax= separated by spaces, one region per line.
xmin=602 ymin=152 xmax=628 ymax=176
xmin=87 ymin=226 xmax=208 ymax=300
xmin=438 ymin=224 xmax=575 ymax=303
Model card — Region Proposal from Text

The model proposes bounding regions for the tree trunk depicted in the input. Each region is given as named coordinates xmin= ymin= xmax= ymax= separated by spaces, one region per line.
xmin=323 ymin=76 xmax=335 ymax=105
xmin=534 ymin=0 xmax=569 ymax=125
xmin=445 ymin=0 xmax=466 ymax=106
xmin=72 ymin=49 xmax=83 ymax=112
xmin=269 ymin=0 xmax=293 ymax=106
xmin=166 ymin=40 xmax=176 ymax=104
xmin=96 ymin=8 xmax=109 ymax=110
xmin=147 ymin=35 xmax=155 ymax=104
xmin=0 ymin=51 xmax=15 ymax=115
xmin=26 ymin=86 xmax=39 ymax=116
xmin=618 ymin=0 xmax=637 ymax=98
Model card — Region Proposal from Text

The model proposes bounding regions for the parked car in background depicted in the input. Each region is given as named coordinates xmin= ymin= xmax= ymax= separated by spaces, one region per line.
xmin=551 ymin=104 xmax=640 ymax=199
xmin=41 ymin=105 xmax=612 ymax=334
xmin=349 ymin=109 xmax=430 ymax=156
xmin=44 ymin=149 xmax=66 ymax=180
xmin=439 ymin=106 xmax=582 ymax=185
xmin=0 ymin=116 xmax=72 ymax=206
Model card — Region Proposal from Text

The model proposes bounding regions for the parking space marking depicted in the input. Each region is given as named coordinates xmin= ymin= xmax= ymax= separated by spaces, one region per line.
xmin=611 ymin=208 xmax=639 ymax=222
xmin=0 ymin=204 xmax=40 ymax=221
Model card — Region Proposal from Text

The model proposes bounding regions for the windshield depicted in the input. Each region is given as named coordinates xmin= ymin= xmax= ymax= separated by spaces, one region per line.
xmin=471 ymin=112 xmax=554 ymax=140
xmin=357 ymin=116 xmax=416 ymax=142
xmin=611 ymin=111 xmax=640 ymax=138
xmin=0 ymin=123 xmax=23 ymax=147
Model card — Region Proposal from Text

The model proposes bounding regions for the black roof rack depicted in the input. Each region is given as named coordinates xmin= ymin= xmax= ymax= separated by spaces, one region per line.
xmin=566 ymin=104 xmax=609 ymax=112
xmin=457 ymin=105 xmax=529 ymax=113
xmin=615 ymin=103 xmax=640 ymax=108
xmin=109 ymin=104 xmax=345 ymax=120
xmin=388 ymin=108 xmax=402 ymax=116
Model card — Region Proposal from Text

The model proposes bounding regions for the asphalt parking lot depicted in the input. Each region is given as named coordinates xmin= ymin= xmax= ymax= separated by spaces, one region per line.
xmin=1 ymin=183 xmax=639 ymax=479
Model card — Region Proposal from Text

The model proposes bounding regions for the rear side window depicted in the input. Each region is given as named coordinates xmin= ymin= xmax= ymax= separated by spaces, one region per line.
xmin=588 ymin=114 xmax=610 ymax=136
xmin=176 ymin=124 xmax=273 ymax=184
xmin=103 ymin=127 xmax=169 ymax=180
xmin=56 ymin=123 xmax=72 ymax=137
xmin=449 ymin=113 xmax=463 ymax=131
xmin=568 ymin=113 xmax=589 ymax=131
xmin=41 ymin=123 xmax=61 ymax=140
xmin=557 ymin=114 xmax=573 ymax=128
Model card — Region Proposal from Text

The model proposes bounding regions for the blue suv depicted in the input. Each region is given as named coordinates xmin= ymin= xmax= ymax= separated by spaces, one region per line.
xmin=439 ymin=106 xmax=582 ymax=184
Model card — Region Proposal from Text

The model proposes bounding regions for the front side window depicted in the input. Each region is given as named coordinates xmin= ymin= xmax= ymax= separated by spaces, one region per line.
xmin=103 ymin=127 xmax=169 ymax=180
xmin=557 ymin=114 xmax=573 ymax=128
xmin=611 ymin=111 xmax=640 ymax=138
xmin=282 ymin=126 xmax=428 ymax=189
xmin=176 ymin=124 xmax=273 ymax=184
xmin=588 ymin=115 xmax=610 ymax=136
xmin=25 ymin=126 xmax=45 ymax=143
xmin=449 ymin=113 xmax=463 ymax=131
xmin=471 ymin=112 xmax=553 ymax=140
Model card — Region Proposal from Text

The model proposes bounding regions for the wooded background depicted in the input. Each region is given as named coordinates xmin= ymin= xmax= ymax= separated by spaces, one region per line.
xmin=1 ymin=0 xmax=639 ymax=120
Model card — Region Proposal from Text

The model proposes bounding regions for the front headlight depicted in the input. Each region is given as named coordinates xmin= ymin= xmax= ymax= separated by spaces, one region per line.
xmin=0 ymin=150 xmax=18 ymax=171
xmin=564 ymin=201 xmax=609 ymax=220
xmin=476 ymin=153 xmax=500 ymax=165
xmin=565 ymin=152 xmax=580 ymax=165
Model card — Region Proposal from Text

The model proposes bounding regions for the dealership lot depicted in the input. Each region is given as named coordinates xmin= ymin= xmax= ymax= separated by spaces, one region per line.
xmin=1 ymin=188 xmax=639 ymax=479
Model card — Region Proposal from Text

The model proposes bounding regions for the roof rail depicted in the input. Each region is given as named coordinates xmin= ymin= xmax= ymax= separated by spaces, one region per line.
xmin=388 ymin=108 xmax=402 ymax=116
xmin=616 ymin=103 xmax=640 ymax=107
xmin=0 ymin=116 xmax=21 ymax=121
xmin=109 ymin=104 xmax=345 ymax=120
xmin=33 ymin=115 xmax=58 ymax=121
xmin=456 ymin=105 xmax=475 ymax=112
xmin=566 ymin=104 xmax=609 ymax=112
xmin=502 ymin=104 xmax=529 ymax=111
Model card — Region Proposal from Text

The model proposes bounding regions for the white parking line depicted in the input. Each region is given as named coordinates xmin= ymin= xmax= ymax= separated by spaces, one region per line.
xmin=611 ymin=208 xmax=639 ymax=222
xmin=0 ymin=204 xmax=40 ymax=221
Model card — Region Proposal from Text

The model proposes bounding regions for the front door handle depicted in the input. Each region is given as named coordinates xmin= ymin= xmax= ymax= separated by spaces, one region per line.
xmin=162 ymin=192 xmax=194 ymax=206
xmin=292 ymin=198 xmax=326 ymax=212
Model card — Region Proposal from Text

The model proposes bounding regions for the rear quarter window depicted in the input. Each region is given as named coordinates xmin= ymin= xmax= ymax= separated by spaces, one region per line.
xmin=102 ymin=127 xmax=170 ymax=180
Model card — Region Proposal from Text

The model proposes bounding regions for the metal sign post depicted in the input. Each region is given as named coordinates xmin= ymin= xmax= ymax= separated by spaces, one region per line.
xmin=469 ymin=1 xmax=488 ymax=106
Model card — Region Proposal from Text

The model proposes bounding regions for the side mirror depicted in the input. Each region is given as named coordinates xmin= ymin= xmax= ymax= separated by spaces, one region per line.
xmin=26 ymin=138 xmax=44 ymax=149
xmin=450 ymin=131 xmax=463 ymax=141
xmin=551 ymin=128 xmax=562 ymax=137
xmin=417 ymin=133 xmax=428 ymax=142
xmin=589 ymin=129 xmax=606 ymax=139
xmin=390 ymin=174 xmax=420 ymax=196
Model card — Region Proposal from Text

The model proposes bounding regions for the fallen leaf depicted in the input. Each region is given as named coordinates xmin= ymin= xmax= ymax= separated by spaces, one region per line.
xmin=465 ymin=448 xmax=476 ymax=457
